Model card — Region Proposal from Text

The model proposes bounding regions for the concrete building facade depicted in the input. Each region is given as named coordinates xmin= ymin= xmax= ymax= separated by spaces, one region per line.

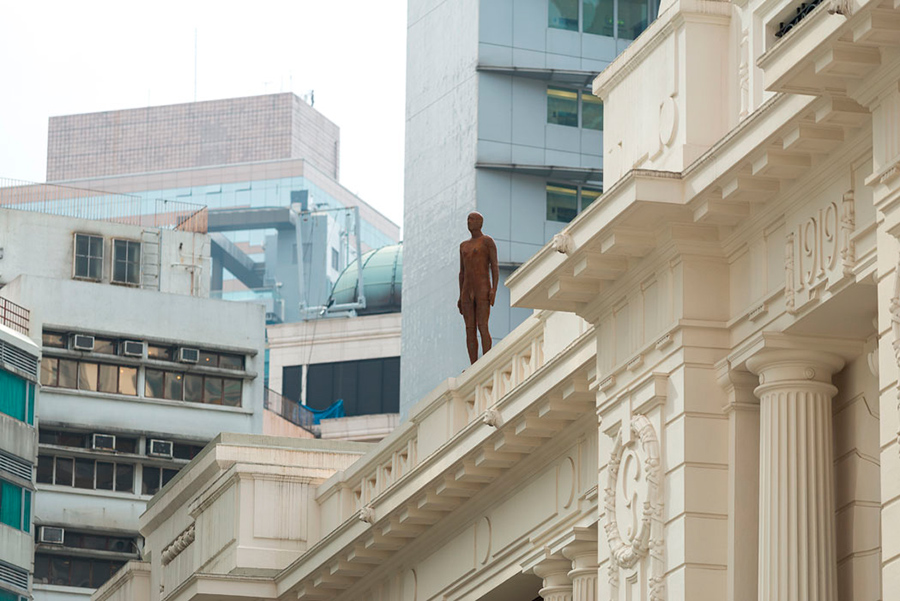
xmin=0 ymin=301 xmax=40 ymax=601
xmin=45 ymin=94 xmax=400 ymax=324
xmin=401 ymin=0 xmax=659 ymax=416
xmin=0 ymin=205 xmax=266 ymax=601
xmin=92 ymin=0 xmax=900 ymax=599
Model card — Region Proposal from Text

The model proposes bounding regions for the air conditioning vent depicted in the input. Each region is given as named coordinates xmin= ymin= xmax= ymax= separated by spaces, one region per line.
xmin=72 ymin=334 xmax=95 ymax=352
xmin=39 ymin=526 xmax=65 ymax=545
xmin=92 ymin=433 xmax=116 ymax=451
xmin=122 ymin=340 xmax=144 ymax=357
xmin=148 ymin=439 xmax=173 ymax=458
xmin=178 ymin=348 xmax=200 ymax=363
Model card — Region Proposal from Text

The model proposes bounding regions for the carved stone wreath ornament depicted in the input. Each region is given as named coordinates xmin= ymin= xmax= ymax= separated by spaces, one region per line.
xmin=604 ymin=414 xmax=665 ymax=600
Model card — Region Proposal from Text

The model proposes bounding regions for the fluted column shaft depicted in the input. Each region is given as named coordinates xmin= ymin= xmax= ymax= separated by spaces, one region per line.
xmin=747 ymin=350 xmax=843 ymax=601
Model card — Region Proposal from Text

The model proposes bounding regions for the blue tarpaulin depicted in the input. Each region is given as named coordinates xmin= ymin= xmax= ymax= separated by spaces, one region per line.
xmin=308 ymin=399 xmax=346 ymax=424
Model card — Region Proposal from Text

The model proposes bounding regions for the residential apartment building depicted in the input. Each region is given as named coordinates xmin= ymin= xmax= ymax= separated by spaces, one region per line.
xmin=91 ymin=0 xmax=900 ymax=599
xmin=401 ymin=0 xmax=659 ymax=415
xmin=0 ymin=195 xmax=266 ymax=601
xmin=45 ymin=93 xmax=400 ymax=324
xmin=0 ymin=300 xmax=39 ymax=601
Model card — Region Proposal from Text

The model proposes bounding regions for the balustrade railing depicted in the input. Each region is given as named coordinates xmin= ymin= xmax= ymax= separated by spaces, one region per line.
xmin=263 ymin=388 xmax=319 ymax=436
xmin=0 ymin=297 xmax=29 ymax=335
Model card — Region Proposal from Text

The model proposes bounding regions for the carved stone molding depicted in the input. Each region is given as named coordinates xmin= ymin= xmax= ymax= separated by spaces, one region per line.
xmin=785 ymin=191 xmax=856 ymax=314
xmin=603 ymin=415 xmax=665 ymax=600
xmin=552 ymin=233 xmax=574 ymax=255
xmin=161 ymin=523 xmax=195 ymax=566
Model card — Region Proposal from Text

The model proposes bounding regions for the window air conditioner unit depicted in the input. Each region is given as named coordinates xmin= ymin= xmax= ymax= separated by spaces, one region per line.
xmin=148 ymin=439 xmax=173 ymax=458
xmin=72 ymin=334 xmax=95 ymax=352
xmin=122 ymin=340 xmax=144 ymax=357
xmin=39 ymin=526 xmax=65 ymax=545
xmin=178 ymin=348 xmax=200 ymax=364
xmin=92 ymin=433 xmax=116 ymax=451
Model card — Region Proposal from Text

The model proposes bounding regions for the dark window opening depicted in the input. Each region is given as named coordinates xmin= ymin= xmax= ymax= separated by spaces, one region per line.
xmin=305 ymin=357 xmax=399 ymax=416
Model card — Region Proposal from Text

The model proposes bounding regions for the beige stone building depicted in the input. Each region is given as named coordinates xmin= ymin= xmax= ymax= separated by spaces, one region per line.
xmin=90 ymin=0 xmax=900 ymax=599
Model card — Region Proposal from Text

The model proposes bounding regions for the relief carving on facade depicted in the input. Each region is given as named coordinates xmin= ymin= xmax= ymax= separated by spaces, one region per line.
xmin=603 ymin=414 xmax=665 ymax=600
xmin=890 ymin=252 xmax=900 ymax=403
xmin=784 ymin=191 xmax=856 ymax=313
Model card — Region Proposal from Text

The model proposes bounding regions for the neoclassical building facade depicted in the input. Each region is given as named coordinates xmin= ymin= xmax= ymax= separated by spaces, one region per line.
xmin=92 ymin=0 xmax=900 ymax=599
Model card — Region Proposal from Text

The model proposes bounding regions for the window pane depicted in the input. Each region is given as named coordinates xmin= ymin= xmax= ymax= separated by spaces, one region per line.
xmin=71 ymin=558 xmax=91 ymax=588
xmin=35 ymin=554 xmax=50 ymax=584
xmin=78 ymin=362 xmax=98 ymax=391
xmin=74 ymin=256 xmax=89 ymax=278
xmin=198 ymin=351 xmax=218 ymax=367
xmin=55 ymin=457 xmax=74 ymax=486
xmin=162 ymin=468 xmax=178 ymax=487
xmin=142 ymin=468 xmax=160 ymax=496
xmin=59 ymin=432 xmax=87 ymax=447
xmin=583 ymin=0 xmax=614 ymax=35
xmin=147 ymin=345 xmax=173 ymax=361
xmin=582 ymin=187 xmax=602 ymax=210
xmin=113 ymin=260 xmax=127 ymax=283
xmin=115 ymin=464 xmax=134 ymax=492
xmin=549 ymin=0 xmax=579 ymax=29
xmin=41 ymin=357 xmax=58 ymax=386
xmin=59 ymin=359 xmax=78 ymax=388
xmin=145 ymin=369 xmax=164 ymax=399
xmin=164 ymin=372 xmax=184 ymax=401
xmin=75 ymin=235 xmax=88 ymax=256
xmin=582 ymin=94 xmax=604 ymax=130
xmin=94 ymin=338 xmax=116 ymax=354
xmin=89 ymin=235 xmax=103 ymax=258
xmin=204 ymin=377 xmax=223 ymax=404
xmin=89 ymin=256 xmax=102 ymax=280
xmin=42 ymin=332 xmax=67 ymax=348
xmin=184 ymin=374 xmax=203 ymax=403
xmin=126 ymin=260 xmax=140 ymax=285
xmin=50 ymin=556 xmax=71 ymax=585
xmin=96 ymin=462 xmax=114 ymax=490
xmin=98 ymin=364 xmax=118 ymax=394
xmin=115 ymin=437 xmax=136 ymax=454
xmin=37 ymin=455 xmax=54 ymax=483
xmin=222 ymin=379 xmax=241 ymax=407
xmin=74 ymin=458 xmax=94 ymax=489
xmin=218 ymin=353 xmax=244 ymax=371
xmin=547 ymin=87 xmax=579 ymax=127
xmin=118 ymin=366 xmax=137 ymax=396
xmin=619 ymin=0 xmax=652 ymax=40
xmin=127 ymin=241 xmax=140 ymax=263
xmin=547 ymin=184 xmax=579 ymax=223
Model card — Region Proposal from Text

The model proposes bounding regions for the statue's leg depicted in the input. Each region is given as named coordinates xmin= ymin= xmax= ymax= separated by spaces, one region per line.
xmin=462 ymin=301 xmax=478 ymax=364
xmin=475 ymin=298 xmax=492 ymax=356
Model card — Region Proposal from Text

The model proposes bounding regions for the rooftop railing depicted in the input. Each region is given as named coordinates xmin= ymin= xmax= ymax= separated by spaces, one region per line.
xmin=0 ymin=297 xmax=29 ymax=335
xmin=263 ymin=388 xmax=320 ymax=436
xmin=0 ymin=177 xmax=208 ymax=233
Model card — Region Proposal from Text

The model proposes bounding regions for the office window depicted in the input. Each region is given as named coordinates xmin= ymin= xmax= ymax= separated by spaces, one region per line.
xmin=0 ymin=479 xmax=30 ymax=532
xmin=142 ymin=467 xmax=179 ymax=496
xmin=583 ymin=0 xmax=614 ymax=36
xmin=145 ymin=369 xmax=241 ymax=407
xmin=549 ymin=0 xmax=579 ymax=30
xmin=73 ymin=234 xmax=103 ymax=281
xmin=547 ymin=184 xmax=602 ymax=223
xmin=111 ymin=240 xmax=141 ymax=285
xmin=547 ymin=87 xmax=579 ymax=127
xmin=582 ymin=94 xmax=604 ymax=131
xmin=42 ymin=331 xmax=67 ymax=348
xmin=306 ymin=356 xmax=400 ymax=416
xmin=147 ymin=345 xmax=174 ymax=361
xmin=39 ymin=430 xmax=137 ymax=453
xmin=619 ymin=0 xmax=652 ymax=39
xmin=63 ymin=530 xmax=136 ymax=554
xmin=34 ymin=553 xmax=125 ymax=589
xmin=547 ymin=185 xmax=579 ymax=223
xmin=41 ymin=357 xmax=137 ymax=396
xmin=37 ymin=455 xmax=134 ymax=493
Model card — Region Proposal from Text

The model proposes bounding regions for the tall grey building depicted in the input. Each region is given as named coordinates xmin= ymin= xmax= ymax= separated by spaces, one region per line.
xmin=401 ymin=0 xmax=658 ymax=415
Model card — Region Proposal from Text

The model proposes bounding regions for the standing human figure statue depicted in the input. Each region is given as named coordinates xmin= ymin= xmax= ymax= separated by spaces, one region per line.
xmin=458 ymin=211 xmax=499 ymax=364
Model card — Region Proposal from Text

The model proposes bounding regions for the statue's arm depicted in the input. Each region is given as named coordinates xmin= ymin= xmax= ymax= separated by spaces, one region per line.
xmin=458 ymin=245 xmax=465 ymax=313
xmin=488 ymin=237 xmax=499 ymax=306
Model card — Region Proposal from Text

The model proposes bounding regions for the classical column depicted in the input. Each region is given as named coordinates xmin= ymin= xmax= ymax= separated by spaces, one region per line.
xmin=533 ymin=558 xmax=573 ymax=601
xmin=562 ymin=539 xmax=598 ymax=601
xmin=746 ymin=349 xmax=843 ymax=601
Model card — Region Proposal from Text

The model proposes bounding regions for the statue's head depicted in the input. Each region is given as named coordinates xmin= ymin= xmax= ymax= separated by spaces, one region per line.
xmin=467 ymin=211 xmax=484 ymax=232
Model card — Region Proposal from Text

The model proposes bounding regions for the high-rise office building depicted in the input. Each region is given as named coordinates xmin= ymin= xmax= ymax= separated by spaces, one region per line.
xmin=400 ymin=0 xmax=659 ymax=415
xmin=46 ymin=93 xmax=400 ymax=324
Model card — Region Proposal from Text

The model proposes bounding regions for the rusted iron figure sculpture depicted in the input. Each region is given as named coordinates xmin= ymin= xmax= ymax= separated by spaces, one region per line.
xmin=458 ymin=211 xmax=499 ymax=364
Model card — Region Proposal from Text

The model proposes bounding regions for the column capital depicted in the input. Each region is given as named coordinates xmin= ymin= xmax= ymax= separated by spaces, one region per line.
xmin=746 ymin=349 xmax=844 ymax=396
xmin=533 ymin=556 xmax=574 ymax=601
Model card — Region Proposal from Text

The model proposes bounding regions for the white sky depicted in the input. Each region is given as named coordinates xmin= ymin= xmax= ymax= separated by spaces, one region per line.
xmin=0 ymin=0 xmax=408 ymax=230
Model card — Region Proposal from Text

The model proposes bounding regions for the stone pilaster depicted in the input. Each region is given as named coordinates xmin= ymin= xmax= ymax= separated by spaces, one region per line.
xmin=746 ymin=349 xmax=844 ymax=601
xmin=563 ymin=539 xmax=598 ymax=601
xmin=533 ymin=558 xmax=574 ymax=601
